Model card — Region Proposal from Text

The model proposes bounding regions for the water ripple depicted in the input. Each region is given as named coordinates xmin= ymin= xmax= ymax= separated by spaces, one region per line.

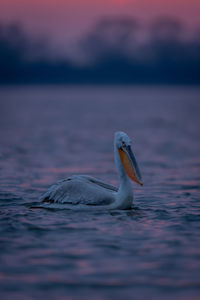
xmin=0 ymin=86 xmax=200 ymax=300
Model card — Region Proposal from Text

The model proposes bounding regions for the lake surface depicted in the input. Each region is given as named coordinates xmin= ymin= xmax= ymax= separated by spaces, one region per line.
xmin=0 ymin=86 xmax=200 ymax=300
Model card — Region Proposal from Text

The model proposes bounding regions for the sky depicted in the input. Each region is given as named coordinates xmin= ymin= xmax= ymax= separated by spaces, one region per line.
xmin=0 ymin=0 xmax=200 ymax=56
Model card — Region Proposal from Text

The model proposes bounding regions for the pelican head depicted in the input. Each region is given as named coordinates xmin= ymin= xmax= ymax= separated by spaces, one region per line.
xmin=115 ymin=131 xmax=143 ymax=186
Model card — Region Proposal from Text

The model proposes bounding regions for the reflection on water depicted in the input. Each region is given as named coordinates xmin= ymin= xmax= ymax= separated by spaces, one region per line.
xmin=0 ymin=86 xmax=200 ymax=300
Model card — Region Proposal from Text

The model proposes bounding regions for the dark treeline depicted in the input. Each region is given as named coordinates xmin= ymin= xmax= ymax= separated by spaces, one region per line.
xmin=0 ymin=17 xmax=200 ymax=84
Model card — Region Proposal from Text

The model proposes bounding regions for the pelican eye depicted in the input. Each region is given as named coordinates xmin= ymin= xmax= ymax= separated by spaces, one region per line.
xmin=122 ymin=141 xmax=126 ymax=147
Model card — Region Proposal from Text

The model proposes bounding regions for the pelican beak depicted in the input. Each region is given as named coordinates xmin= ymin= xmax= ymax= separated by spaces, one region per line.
xmin=118 ymin=145 xmax=143 ymax=186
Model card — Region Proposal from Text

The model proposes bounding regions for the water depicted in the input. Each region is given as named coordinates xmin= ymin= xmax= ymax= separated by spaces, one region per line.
xmin=0 ymin=86 xmax=200 ymax=300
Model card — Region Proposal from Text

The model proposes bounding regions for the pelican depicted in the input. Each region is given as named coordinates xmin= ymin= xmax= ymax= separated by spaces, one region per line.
xmin=40 ymin=131 xmax=143 ymax=210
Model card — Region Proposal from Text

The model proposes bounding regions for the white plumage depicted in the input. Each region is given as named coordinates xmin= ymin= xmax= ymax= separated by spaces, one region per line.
xmin=40 ymin=132 xmax=143 ymax=210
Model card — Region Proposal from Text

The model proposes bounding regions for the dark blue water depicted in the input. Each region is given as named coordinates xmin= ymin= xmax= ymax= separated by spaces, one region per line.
xmin=0 ymin=86 xmax=200 ymax=300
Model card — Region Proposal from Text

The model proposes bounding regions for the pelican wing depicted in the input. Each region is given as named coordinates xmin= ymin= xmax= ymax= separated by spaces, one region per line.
xmin=40 ymin=175 xmax=117 ymax=206
xmin=71 ymin=175 xmax=118 ymax=192
xmin=39 ymin=178 xmax=69 ymax=203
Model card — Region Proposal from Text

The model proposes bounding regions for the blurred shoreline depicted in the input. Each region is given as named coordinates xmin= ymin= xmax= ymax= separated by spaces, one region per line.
xmin=1 ymin=16 xmax=200 ymax=85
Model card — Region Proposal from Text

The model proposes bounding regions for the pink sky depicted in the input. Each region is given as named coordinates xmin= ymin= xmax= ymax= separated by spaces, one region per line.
xmin=0 ymin=0 xmax=199 ymax=54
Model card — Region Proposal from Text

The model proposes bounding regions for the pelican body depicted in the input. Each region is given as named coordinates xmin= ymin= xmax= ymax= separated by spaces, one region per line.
xmin=40 ymin=132 xmax=143 ymax=210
